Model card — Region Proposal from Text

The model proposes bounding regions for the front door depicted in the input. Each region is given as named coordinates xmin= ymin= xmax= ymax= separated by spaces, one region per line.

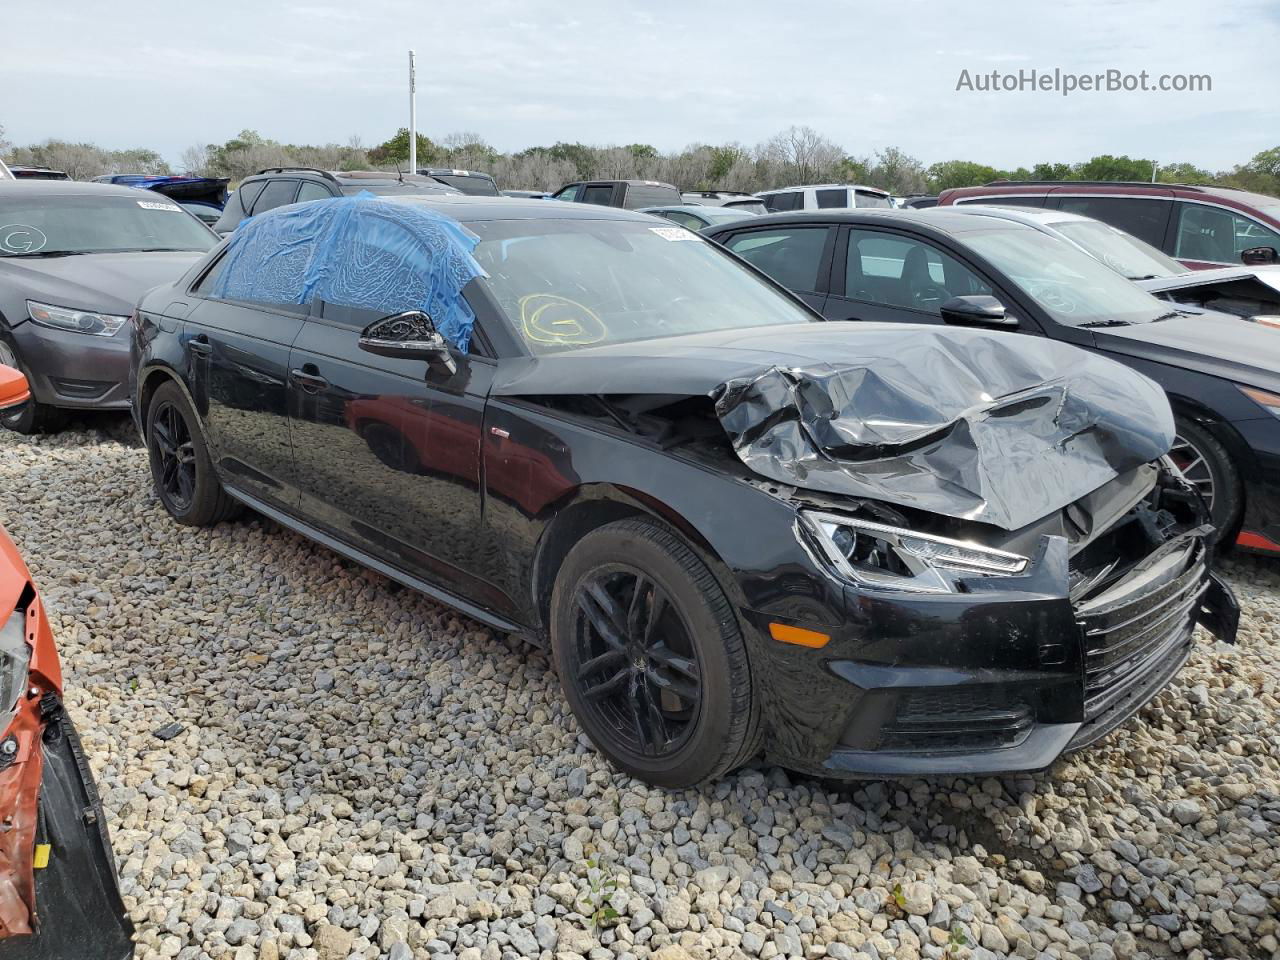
xmin=287 ymin=302 xmax=502 ymax=608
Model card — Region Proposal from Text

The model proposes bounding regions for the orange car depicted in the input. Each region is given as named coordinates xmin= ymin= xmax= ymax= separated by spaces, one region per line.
xmin=0 ymin=364 xmax=132 ymax=959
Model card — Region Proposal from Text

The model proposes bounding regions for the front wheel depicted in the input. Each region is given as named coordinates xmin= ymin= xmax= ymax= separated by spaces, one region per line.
xmin=550 ymin=518 xmax=761 ymax=788
xmin=1169 ymin=417 xmax=1242 ymax=539
xmin=146 ymin=381 xmax=240 ymax=526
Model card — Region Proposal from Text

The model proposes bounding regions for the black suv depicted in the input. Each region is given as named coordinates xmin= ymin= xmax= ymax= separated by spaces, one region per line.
xmin=551 ymin=179 xmax=682 ymax=209
xmin=212 ymin=167 xmax=459 ymax=234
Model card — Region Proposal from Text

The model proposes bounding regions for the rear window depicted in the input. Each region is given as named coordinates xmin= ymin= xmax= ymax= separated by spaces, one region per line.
xmin=763 ymin=191 xmax=802 ymax=212
xmin=430 ymin=174 xmax=500 ymax=197
xmin=854 ymin=190 xmax=892 ymax=209
xmin=816 ymin=188 xmax=850 ymax=209
xmin=623 ymin=184 xmax=682 ymax=209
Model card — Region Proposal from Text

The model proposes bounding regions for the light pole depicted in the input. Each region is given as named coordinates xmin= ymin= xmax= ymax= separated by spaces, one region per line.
xmin=409 ymin=50 xmax=419 ymax=176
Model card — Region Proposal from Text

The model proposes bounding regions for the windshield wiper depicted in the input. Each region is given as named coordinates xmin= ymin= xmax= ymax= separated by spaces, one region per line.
xmin=1079 ymin=318 xmax=1134 ymax=328
xmin=0 ymin=250 xmax=90 ymax=258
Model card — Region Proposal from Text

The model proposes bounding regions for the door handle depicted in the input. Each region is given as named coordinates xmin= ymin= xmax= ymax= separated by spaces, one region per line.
xmin=189 ymin=335 xmax=212 ymax=357
xmin=289 ymin=367 xmax=329 ymax=394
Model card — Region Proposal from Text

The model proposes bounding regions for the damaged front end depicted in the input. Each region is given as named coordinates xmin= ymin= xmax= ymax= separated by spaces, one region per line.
xmin=0 ymin=528 xmax=133 ymax=960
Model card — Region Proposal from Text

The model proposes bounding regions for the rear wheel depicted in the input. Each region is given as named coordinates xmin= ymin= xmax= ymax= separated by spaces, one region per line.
xmin=0 ymin=338 xmax=65 ymax=435
xmin=1169 ymin=417 xmax=1242 ymax=538
xmin=550 ymin=518 xmax=761 ymax=788
xmin=146 ymin=381 xmax=240 ymax=526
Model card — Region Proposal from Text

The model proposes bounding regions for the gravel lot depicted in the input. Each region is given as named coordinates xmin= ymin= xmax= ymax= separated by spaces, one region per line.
xmin=1 ymin=421 xmax=1277 ymax=960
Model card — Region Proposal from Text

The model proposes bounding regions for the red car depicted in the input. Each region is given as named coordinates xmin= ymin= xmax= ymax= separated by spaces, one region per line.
xmin=938 ymin=180 xmax=1280 ymax=271
xmin=0 ymin=363 xmax=132 ymax=959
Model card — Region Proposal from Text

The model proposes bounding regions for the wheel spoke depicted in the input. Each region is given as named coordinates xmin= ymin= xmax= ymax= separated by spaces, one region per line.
xmin=581 ymin=664 xmax=631 ymax=701
xmin=626 ymin=574 xmax=652 ymax=641
xmin=152 ymin=418 xmax=175 ymax=455
xmin=640 ymin=681 xmax=669 ymax=751
xmin=648 ymin=642 xmax=699 ymax=681
xmin=627 ymin=672 xmax=654 ymax=753
xmin=577 ymin=648 xmax=626 ymax=681
xmin=578 ymin=583 xmax=627 ymax=649
xmin=644 ymin=663 xmax=700 ymax=704
xmin=175 ymin=465 xmax=194 ymax=504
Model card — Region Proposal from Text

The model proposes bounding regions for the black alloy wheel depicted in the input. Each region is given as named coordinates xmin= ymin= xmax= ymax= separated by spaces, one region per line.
xmin=151 ymin=398 xmax=197 ymax=512
xmin=145 ymin=381 xmax=240 ymax=527
xmin=569 ymin=566 xmax=702 ymax=757
xmin=550 ymin=518 xmax=762 ymax=788
xmin=1168 ymin=417 xmax=1242 ymax=538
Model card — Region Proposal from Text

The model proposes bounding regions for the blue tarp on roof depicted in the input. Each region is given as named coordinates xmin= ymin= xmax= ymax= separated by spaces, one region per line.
xmin=213 ymin=193 xmax=484 ymax=351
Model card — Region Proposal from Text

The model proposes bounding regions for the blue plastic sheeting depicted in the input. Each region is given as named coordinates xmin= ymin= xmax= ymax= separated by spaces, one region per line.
xmin=213 ymin=193 xmax=484 ymax=351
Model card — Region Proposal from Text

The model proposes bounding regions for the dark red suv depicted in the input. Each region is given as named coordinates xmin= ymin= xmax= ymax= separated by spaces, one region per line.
xmin=938 ymin=181 xmax=1280 ymax=270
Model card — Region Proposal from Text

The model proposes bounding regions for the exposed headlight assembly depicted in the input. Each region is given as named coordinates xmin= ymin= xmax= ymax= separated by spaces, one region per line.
xmin=0 ymin=609 xmax=31 ymax=729
xmin=1238 ymin=385 xmax=1280 ymax=419
xmin=801 ymin=511 xmax=1029 ymax=593
xmin=27 ymin=299 xmax=129 ymax=337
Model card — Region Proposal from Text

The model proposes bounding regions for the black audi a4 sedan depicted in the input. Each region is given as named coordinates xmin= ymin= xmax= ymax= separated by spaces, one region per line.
xmin=703 ymin=209 xmax=1280 ymax=558
xmin=130 ymin=194 xmax=1237 ymax=787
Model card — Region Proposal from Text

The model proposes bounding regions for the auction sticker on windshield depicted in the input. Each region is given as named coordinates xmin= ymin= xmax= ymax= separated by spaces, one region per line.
xmin=137 ymin=200 xmax=182 ymax=211
xmin=650 ymin=226 xmax=703 ymax=242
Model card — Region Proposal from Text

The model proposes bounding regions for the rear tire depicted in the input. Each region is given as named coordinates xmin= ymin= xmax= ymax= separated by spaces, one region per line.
xmin=146 ymin=381 xmax=240 ymax=526
xmin=1170 ymin=417 xmax=1242 ymax=539
xmin=0 ymin=338 xmax=65 ymax=435
xmin=550 ymin=518 xmax=761 ymax=788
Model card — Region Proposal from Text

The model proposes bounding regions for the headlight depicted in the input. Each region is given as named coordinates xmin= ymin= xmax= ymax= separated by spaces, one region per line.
xmin=0 ymin=609 xmax=31 ymax=729
xmin=27 ymin=299 xmax=129 ymax=337
xmin=800 ymin=511 xmax=1029 ymax=593
xmin=1238 ymin=385 xmax=1280 ymax=418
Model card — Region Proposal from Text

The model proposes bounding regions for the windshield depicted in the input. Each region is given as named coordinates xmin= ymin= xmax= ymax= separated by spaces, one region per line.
xmin=429 ymin=175 xmax=499 ymax=197
xmin=0 ymin=193 xmax=218 ymax=257
xmin=469 ymin=218 xmax=815 ymax=353
xmin=964 ymin=227 xmax=1173 ymax=327
xmin=1053 ymin=220 xmax=1184 ymax=280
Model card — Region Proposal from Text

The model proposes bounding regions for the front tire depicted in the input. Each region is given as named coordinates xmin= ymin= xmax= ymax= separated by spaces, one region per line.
xmin=550 ymin=518 xmax=761 ymax=788
xmin=1169 ymin=417 xmax=1242 ymax=540
xmin=146 ymin=381 xmax=239 ymax=526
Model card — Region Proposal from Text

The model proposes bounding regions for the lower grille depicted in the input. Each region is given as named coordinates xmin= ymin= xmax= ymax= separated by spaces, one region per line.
xmin=1075 ymin=539 xmax=1206 ymax=721
xmin=877 ymin=688 xmax=1033 ymax=753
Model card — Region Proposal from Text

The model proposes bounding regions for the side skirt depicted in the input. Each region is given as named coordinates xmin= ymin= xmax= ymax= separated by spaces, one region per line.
xmin=222 ymin=486 xmax=529 ymax=638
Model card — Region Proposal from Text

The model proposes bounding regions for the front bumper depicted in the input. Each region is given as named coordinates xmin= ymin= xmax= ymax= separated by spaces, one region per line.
xmin=0 ymin=700 xmax=133 ymax=959
xmin=753 ymin=532 xmax=1238 ymax=778
xmin=9 ymin=322 xmax=131 ymax=411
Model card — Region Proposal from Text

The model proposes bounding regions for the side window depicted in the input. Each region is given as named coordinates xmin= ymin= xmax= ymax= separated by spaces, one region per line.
xmin=1056 ymin=196 xmax=1170 ymax=247
xmin=580 ymin=184 xmax=614 ymax=205
xmin=854 ymin=190 xmax=893 ymax=209
xmin=555 ymin=184 xmax=581 ymax=202
xmin=816 ymin=188 xmax=849 ymax=209
xmin=763 ymin=191 xmax=801 ymax=212
xmin=1174 ymin=204 xmax=1280 ymax=262
xmin=725 ymin=227 xmax=830 ymax=293
xmin=846 ymin=229 xmax=991 ymax=313
xmin=296 ymin=181 xmax=333 ymax=203
xmin=191 ymin=250 xmax=229 ymax=296
xmin=251 ymin=179 xmax=300 ymax=214
xmin=235 ymin=180 xmax=268 ymax=214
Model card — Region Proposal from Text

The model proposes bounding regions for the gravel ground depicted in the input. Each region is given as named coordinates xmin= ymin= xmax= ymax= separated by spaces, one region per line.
xmin=1 ymin=420 xmax=1277 ymax=960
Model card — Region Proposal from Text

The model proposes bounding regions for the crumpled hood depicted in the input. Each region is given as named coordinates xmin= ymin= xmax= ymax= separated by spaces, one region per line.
xmin=493 ymin=322 xmax=1175 ymax=530
xmin=1137 ymin=264 xmax=1280 ymax=296
xmin=0 ymin=251 xmax=204 ymax=318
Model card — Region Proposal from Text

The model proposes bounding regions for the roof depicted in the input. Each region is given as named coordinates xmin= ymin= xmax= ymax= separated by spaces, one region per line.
xmin=950 ymin=180 xmax=1280 ymax=210
xmin=383 ymin=194 xmax=656 ymax=222
xmin=639 ymin=205 xmax=755 ymax=219
xmin=0 ymin=180 xmax=179 ymax=201
xmin=759 ymin=183 xmax=891 ymax=194
xmin=943 ymin=204 xmax=1094 ymax=227
xmin=699 ymin=207 xmax=1036 ymax=237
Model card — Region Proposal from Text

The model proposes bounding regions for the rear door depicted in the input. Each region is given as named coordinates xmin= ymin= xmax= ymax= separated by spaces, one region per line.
xmin=287 ymin=300 xmax=501 ymax=607
xmin=182 ymin=251 xmax=307 ymax=512
xmin=719 ymin=224 xmax=834 ymax=312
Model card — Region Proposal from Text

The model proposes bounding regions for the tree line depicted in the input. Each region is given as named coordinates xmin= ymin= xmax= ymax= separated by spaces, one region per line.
xmin=3 ymin=122 xmax=1277 ymax=199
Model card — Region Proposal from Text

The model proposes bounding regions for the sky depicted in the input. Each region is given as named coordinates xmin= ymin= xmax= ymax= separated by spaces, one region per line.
xmin=2 ymin=0 xmax=1277 ymax=172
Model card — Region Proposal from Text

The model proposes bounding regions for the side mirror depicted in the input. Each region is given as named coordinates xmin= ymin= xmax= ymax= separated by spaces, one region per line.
xmin=358 ymin=311 xmax=457 ymax=376
xmin=0 ymin=364 xmax=31 ymax=412
xmin=939 ymin=295 xmax=1017 ymax=328
xmin=1241 ymin=245 xmax=1278 ymax=266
